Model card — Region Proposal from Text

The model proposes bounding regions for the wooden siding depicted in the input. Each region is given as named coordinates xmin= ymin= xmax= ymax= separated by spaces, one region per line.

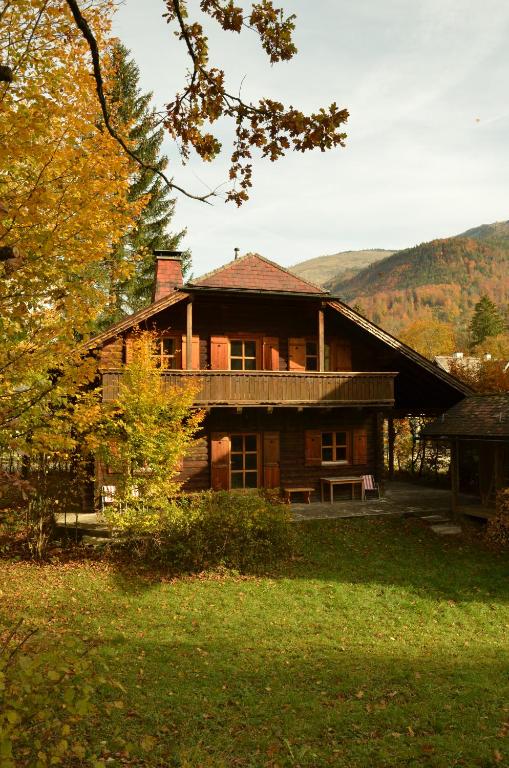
xmin=102 ymin=370 xmax=396 ymax=406
xmin=180 ymin=410 xmax=378 ymax=498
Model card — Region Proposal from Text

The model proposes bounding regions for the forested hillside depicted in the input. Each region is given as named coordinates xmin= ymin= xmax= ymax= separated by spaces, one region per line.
xmin=326 ymin=221 xmax=509 ymax=334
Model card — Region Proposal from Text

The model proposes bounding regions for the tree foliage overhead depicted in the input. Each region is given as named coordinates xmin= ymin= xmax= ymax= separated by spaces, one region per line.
xmin=65 ymin=0 xmax=350 ymax=205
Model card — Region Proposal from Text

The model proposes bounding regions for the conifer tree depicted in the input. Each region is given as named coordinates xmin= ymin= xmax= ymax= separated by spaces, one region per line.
xmin=469 ymin=295 xmax=506 ymax=347
xmin=100 ymin=43 xmax=190 ymax=325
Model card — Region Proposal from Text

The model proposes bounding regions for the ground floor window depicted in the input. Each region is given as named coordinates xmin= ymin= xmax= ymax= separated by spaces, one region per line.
xmin=231 ymin=433 xmax=259 ymax=488
xmin=321 ymin=431 xmax=350 ymax=463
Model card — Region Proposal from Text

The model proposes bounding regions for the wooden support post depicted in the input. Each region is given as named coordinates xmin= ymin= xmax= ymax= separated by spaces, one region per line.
xmin=318 ymin=307 xmax=325 ymax=372
xmin=186 ymin=298 xmax=193 ymax=370
xmin=388 ymin=415 xmax=395 ymax=480
xmin=450 ymin=438 xmax=459 ymax=519
xmin=375 ymin=411 xmax=385 ymax=495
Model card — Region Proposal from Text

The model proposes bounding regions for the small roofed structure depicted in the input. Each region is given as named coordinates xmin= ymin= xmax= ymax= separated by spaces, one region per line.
xmin=423 ymin=394 xmax=509 ymax=519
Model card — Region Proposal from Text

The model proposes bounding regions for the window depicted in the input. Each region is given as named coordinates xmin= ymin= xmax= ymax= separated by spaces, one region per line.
xmin=230 ymin=339 xmax=257 ymax=370
xmin=152 ymin=336 xmax=178 ymax=369
xmin=305 ymin=341 xmax=318 ymax=371
xmin=230 ymin=434 xmax=258 ymax=488
xmin=321 ymin=431 xmax=349 ymax=463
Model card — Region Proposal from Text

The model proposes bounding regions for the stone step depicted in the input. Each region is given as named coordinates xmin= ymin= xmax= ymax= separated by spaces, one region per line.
xmin=421 ymin=514 xmax=451 ymax=523
xmin=430 ymin=523 xmax=462 ymax=536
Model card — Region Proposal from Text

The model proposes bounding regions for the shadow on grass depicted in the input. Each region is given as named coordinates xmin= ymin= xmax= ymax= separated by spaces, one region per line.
xmin=102 ymin=515 xmax=509 ymax=607
xmin=93 ymin=633 xmax=509 ymax=768
xmin=288 ymin=516 xmax=509 ymax=604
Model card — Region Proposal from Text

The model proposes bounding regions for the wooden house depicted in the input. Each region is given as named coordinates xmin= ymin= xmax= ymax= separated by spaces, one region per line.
xmin=422 ymin=394 xmax=509 ymax=519
xmin=87 ymin=251 xmax=469 ymax=500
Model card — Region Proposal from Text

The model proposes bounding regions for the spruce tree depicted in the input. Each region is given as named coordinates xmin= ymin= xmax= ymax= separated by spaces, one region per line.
xmin=99 ymin=43 xmax=190 ymax=325
xmin=469 ymin=295 xmax=506 ymax=347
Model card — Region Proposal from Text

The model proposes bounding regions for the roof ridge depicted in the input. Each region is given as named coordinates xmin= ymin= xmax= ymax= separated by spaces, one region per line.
xmin=188 ymin=252 xmax=329 ymax=294
xmin=82 ymin=290 xmax=188 ymax=349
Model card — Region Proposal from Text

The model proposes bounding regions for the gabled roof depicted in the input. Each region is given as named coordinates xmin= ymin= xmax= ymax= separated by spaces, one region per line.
xmin=422 ymin=394 xmax=509 ymax=438
xmin=83 ymin=289 xmax=188 ymax=349
xmin=188 ymin=253 xmax=328 ymax=295
xmin=327 ymin=299 xmax=472 ymax=397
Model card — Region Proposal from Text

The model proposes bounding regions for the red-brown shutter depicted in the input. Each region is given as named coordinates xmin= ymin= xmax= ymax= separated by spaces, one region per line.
xmin=181 ymin=335 xmax=200 ymax=370
xmin=304 ymin=429 xmax=322 ymax=466
xmin=263 ymin=431 xmax=280 ymax=488
xmin=210 ymin=336 xmax=229 ymax=369
xmin=210 ymin=432 xmax=230 ymax=490
xmin=288 ymin=338 xmax=306 ymax=371
xmin=263 ymin=337 xmax=279 ymax=371
xmin=353 ymin=429 xmax=368 ymax=465
xmin=331 ymin=340 xmax=352 ymax=371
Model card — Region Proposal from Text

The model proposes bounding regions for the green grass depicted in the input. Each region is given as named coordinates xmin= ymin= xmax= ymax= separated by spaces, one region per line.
xmin=1 ymin=517 xmax=509 ymax=767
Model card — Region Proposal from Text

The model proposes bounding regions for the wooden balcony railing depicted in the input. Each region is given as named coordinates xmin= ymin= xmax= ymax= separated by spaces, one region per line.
xmin=102 ymin=370 xmax=396 ymax=407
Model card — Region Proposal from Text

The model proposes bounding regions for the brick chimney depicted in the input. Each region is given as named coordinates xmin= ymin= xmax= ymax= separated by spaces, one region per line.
xmin=153 ymin=250 xmax=183 ymax=302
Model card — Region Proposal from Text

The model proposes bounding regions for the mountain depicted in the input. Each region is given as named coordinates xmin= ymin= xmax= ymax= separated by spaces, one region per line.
xmin=457 ymin=220 xmax=509 ymax=246
xmin=329 ymin=221 xmax=509 ymax=335
xmin=290 ymin=249 xmax=395 ymax=287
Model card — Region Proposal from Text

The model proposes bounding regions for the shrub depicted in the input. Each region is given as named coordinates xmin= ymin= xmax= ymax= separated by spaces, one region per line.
xmin=0 ymin=622 xmax=103 ymax=767
xmin=108 ymin=489 xmax=295 ymax=571
xmin=485 ymin=488 xmax=509 ymax=547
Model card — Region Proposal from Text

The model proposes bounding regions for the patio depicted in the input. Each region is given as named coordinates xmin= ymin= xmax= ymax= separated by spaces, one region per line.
xmin=54 ymin=482 xmax=454 ymax=538
xmin=290 ymin=481 xmax=452 ymax=520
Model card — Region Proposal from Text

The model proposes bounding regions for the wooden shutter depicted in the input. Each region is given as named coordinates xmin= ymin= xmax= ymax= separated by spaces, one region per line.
xmin=181 ymin=335 xmax=200 ymax=369
xmin=263 ymin=431 xmax=280 ymax=488
xmin=304 ymin=429 xmax=322 ymax=466
xmin=210 ymin=432 xmax=230 ymax=490
xmin=331 ymin=340 xmax=352 ymax=371
xmin=353 ymin=428 xmax=368 ymax=465
xmin=263 ymin=337 xmax=279 ymax=371
xmin=288 ymin=337 xmax=306 ymax=371
xmin=210 ymin=336 xmax=229 ymax=369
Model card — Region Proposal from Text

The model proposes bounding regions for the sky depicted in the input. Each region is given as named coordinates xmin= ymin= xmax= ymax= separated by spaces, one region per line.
xmin=112 ymin=0 xmax=509 ymax=276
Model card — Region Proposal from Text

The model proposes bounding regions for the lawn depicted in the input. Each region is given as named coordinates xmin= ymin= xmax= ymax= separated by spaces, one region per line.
xmin=1 ymin=516 xmax=508 ymax=767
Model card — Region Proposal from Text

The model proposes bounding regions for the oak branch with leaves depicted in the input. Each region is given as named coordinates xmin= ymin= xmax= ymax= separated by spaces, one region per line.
xmin=64 ymin=0 xmax=349 ymax=205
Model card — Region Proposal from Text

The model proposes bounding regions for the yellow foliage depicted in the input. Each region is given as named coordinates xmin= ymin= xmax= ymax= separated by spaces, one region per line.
xmin=0 ymin=1 xmax=141 ymax=452
xmin=399 ymin=319 xmax=457 ymax=359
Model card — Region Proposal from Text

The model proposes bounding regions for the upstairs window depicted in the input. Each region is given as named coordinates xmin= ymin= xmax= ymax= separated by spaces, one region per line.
xmin=230 ymin=434 xmax=258 ymax=488
xmin=321 ymin=431 xmax=349 ymax=463
xmin=152 ymin=337 xmax=178 ymax=369
xmin=305 ymin=341 xmax=318 ymax=371
xmin=230 ymin=339 xmax=257 ymax=370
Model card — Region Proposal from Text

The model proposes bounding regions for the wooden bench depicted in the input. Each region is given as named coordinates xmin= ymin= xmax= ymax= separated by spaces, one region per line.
xmin=283 ymin=487 xmax=314 ymax=504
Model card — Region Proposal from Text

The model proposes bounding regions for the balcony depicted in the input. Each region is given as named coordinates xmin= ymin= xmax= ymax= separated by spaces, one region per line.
xmin=102 ymin=370 xmax=396 ymax=407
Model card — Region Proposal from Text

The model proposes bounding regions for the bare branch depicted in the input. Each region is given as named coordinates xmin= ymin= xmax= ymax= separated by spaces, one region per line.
xmin=63 ymin=0 xmax=217 ymax=204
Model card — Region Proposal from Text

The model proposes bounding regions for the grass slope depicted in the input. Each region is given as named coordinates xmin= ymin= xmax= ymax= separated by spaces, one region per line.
xmin=1 ymin=517 xmax=508 ymax=767
xmin=290 ymin=250 xmax=395 ymax=288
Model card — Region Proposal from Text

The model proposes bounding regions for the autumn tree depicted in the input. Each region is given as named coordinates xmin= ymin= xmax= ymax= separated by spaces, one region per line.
xmin=98 ymin=331 xmax=203 ymax=526
xmin=399 ymin=319 xmax=456 ymax=359
xmin=99 ymin=42 xmax=190 ymax=325
xmin=0 ymin=0 xmax=139 ymax=455
xmin=64 ymin=0 xmax=349 ymax=205
xmin=474 ymin=333 xmax=509 ymax=360
xmin=469 ymin=295 xmax=506 ymax=347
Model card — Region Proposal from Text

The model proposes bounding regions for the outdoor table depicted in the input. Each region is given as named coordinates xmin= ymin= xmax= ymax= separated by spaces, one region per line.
xmin=320 ymin=475 xmax=365 ymax=503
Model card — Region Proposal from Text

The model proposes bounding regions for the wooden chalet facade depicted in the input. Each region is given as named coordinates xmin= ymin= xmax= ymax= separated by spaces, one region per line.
xmin=88 ymin=252 xmax=469 ymax=501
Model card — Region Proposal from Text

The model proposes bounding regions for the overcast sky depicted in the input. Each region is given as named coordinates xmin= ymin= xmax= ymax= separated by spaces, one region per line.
xmin=112 ymin=0 xmax=509 ymax=276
